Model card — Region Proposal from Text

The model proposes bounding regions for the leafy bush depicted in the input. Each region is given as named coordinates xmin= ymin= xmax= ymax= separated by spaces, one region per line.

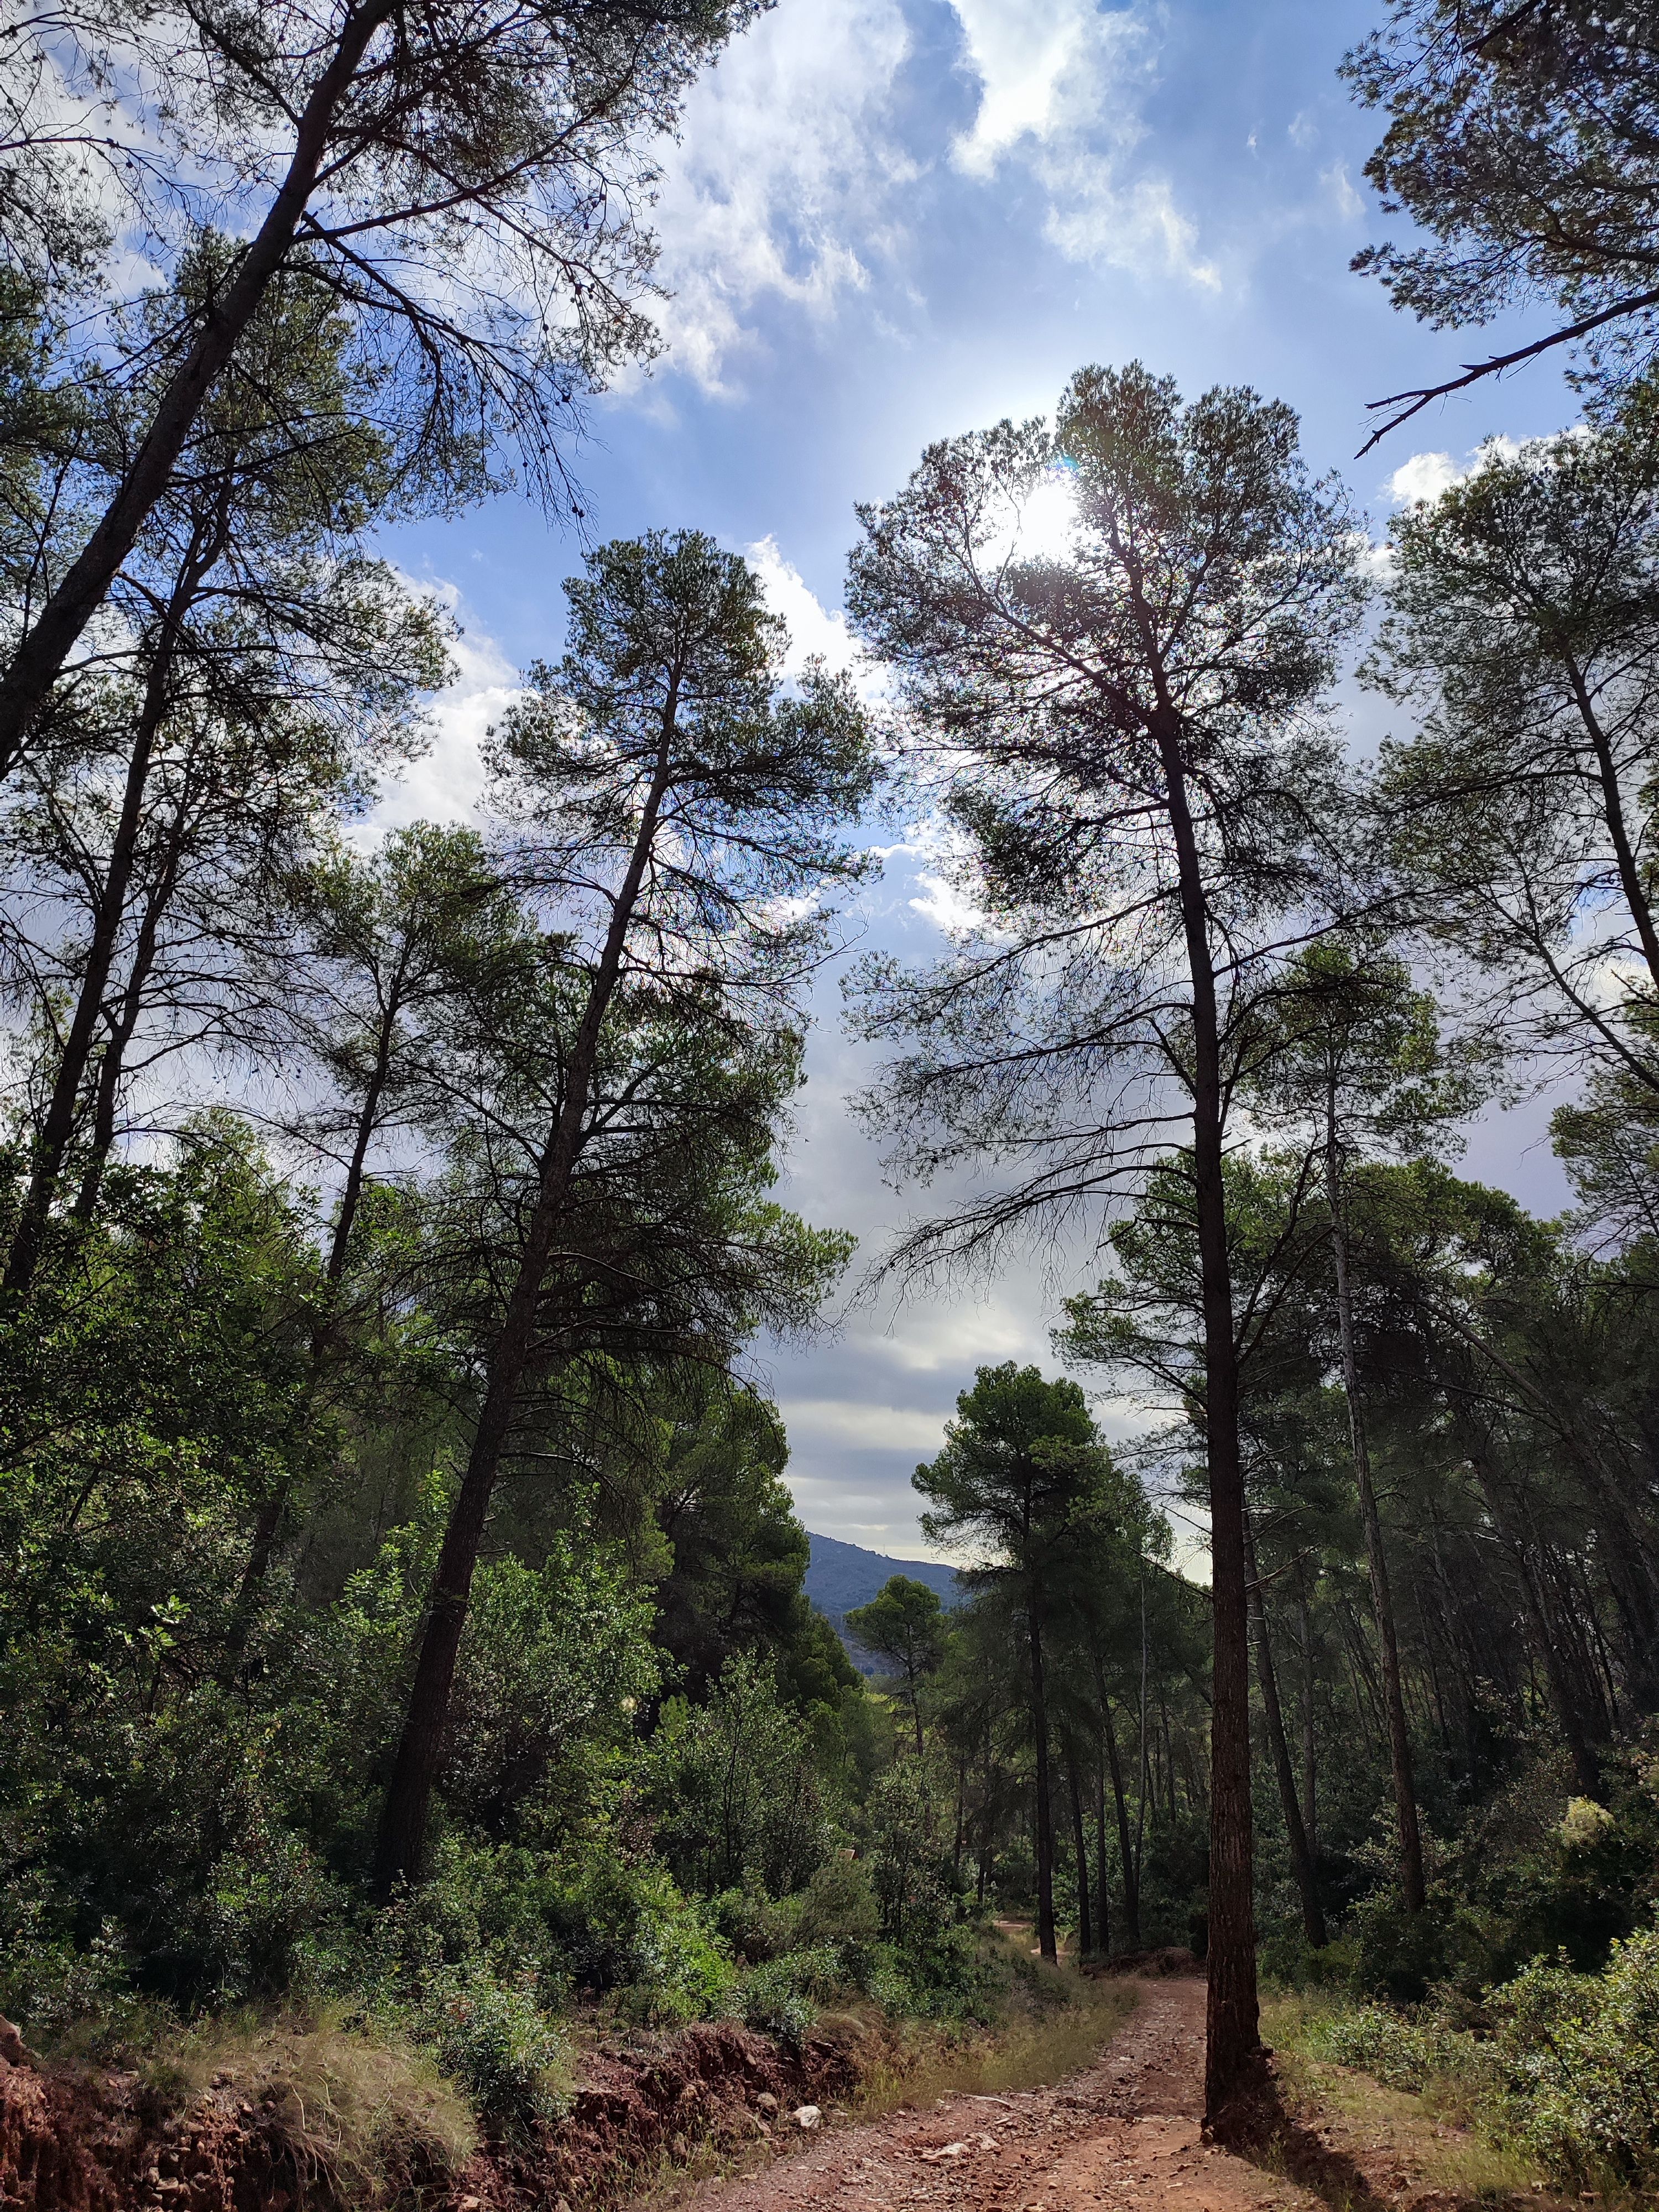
xmin=795 ymin=1855 xmax=879 ymax=1947
xmin=1322 ymin=2004 xmax=1485 ymax=2094
xmin=424 ymin=1969 xmax=571 ymax=2131
xmin=713 ymin=1871 xmax=796 ymax=1963
xmin=649 ymin=1652 xmax=836 ymax=1896
xmin=740 ymin=1945 xmax=843 ymax=2044
xmin=1486 ymin=1927 xmax=1659 ymax=2185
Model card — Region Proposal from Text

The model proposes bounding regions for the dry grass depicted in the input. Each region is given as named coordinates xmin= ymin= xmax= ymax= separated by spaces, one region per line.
xmin=853 ymin=1941 xmax=1139 ymax=2120
xmin=144 ymin=2004 xmax=478 ymax=2208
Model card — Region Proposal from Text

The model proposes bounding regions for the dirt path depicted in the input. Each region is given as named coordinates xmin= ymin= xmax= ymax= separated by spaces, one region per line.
xmin=679 ymin=1979 xmax=1325 ymax=2212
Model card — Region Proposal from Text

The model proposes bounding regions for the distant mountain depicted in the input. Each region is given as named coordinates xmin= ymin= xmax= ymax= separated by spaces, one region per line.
xmin=805 ymin=1531 xmax=963 ymax=1670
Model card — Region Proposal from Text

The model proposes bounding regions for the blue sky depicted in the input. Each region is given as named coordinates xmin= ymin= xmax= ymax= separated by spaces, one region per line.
xmin=375 ymin=0 xmax=1584 ymax=1556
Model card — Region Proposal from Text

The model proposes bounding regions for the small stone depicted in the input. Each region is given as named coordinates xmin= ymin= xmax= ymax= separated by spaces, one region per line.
xmin=757 ymin=2091 xmax=779 ymax=2116
xmin=794 ymin=2105 xmax=822 ymax=2130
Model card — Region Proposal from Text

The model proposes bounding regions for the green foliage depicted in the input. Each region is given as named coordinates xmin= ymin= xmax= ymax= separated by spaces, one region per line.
xmin=1487 ymin=1928 xmax=1659 ymax=2185
xmin=649 ymin=1651 xmax=837 ymax=1897
xmin=425 ymin=1970 xmax=572 ymax=2131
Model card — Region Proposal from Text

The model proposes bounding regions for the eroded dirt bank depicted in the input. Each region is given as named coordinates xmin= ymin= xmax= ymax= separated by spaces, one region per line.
xmin=0 ymin=2011 xmax=875 ymax=2212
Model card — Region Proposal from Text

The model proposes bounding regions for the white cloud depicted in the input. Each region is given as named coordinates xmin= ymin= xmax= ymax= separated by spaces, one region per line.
xmin=745 ymin=536 xmax=864 ymax=680
xmin=1386 ymin=434 xmax=1527 ymax=508
xmin=778 ymin=1397 xmax=949 ymax=1453
xmin=372 ymin=601 xmax=524 ymax=830
xmin=1386 ymin=450 xmax=1459 ymax=508
xmin=648 ymin=0 xmax=913 ymax=392
xmin=1321 ymin=161 xmax=1363 ymax=221
xmin=947 ymin=0 xmax=1217 ymax=287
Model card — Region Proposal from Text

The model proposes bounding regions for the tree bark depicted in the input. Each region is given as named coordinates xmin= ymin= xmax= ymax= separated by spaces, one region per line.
xmin=1245 ymin=1510 xmax=1327 ymax=1948
xmin=1463 ymin=1436 xmax=1601 ymax=1796
xmin=1100 ymin=1695 xmax=1140 ymax=1947
xmin=1094 ymin=1750 xmax=1112 ymax=1958
xmin=1298 ymin=1578 xmax=1317 ymax=1856
xmin=1328 ymin=1093 xmax=1427 ymax=1914
xmin=1146 ymin=698 xmax=1258 ymax=2117
xmin=372 ymin=721 xmax=675 ymax=1894
xmin=3 ymin=532 xmax=218 ymax=1289
xmin=1066 ymin=1734 xmax=1092 ymax=1959
xmin=1029 ymin=1590 xmax=1058 ymax=1963
xmin=0 ymin=0 xmax=397 ymax=772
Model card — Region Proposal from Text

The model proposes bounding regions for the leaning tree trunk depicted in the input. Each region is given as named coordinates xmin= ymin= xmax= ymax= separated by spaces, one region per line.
xmin=372 ymin=732 xmax=674 ymax=1895
xmin=3 ymin=556 xmax=210 ymax=1291
xmin=1245 ymin=1510 xmax=1327 ymax=1948
xmin=1150 ymin=701 xmax=1258 ymax=2119
xmin=0 ymin=0 xmax=397 ymax=773
xmin=1327 ymin=1094 xmax=1426 ymax=1914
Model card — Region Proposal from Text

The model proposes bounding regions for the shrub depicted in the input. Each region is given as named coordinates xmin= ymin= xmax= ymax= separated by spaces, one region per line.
xmin=1487 ymin=1926 xmax=1659 ymax=2187
xmin=1322 ymin=2004 xmax=1484 ymax=2095
xmin=795 ymin=1856 xmax=879 ymax=1947
xmin=713 ymin=1871 xmax=795 ymax=1963
xmin=424 ymin=1970 xmax=571 ymax=2132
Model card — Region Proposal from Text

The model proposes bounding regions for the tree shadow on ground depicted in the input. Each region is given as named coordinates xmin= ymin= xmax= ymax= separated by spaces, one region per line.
xmin=1211 ymin=2057 xmax=1394 ymax=2212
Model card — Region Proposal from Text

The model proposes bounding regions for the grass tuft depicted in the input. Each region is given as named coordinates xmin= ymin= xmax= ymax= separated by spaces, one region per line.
xmin=143 ymin=2004 xmax=479 ymax=2208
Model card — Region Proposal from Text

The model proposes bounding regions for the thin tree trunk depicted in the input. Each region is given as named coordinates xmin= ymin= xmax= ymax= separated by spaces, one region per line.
xmin=372 ymin=722 xmax=675 ymax=1894
xmin=1245 ymin=1511 xmax=1327 ymax=1948
xmin=1100 ymin=1693 xmax=1140 ymax=1947
xmin=3 ymin=537 xmax=217 ymax=1288
xmin=71 ymin=791 xmax=195 ymax=1222
xmin=1328 ymin=1093 xmax=1426 ymax=1914
xmin=1298 ymin=1578 xmax=1317 ymax=1856
xmin=1464 ymin=1436 xmax=1601 ymax=1793
xmin=1094 ymin=1750 xmax=1112 ymax=1959
xmin=1066 ymin=1736 xmax=1092 ymax=1959
xmin=0 ymin=0 xmax=397 ymax=770
xmin=1029 ymin=1593 xmax=1057 ymax=1963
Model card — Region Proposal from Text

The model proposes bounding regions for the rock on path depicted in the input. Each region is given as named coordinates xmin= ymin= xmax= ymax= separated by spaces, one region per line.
xmin=679 ymin=1978 xmax=1323 ymax=2212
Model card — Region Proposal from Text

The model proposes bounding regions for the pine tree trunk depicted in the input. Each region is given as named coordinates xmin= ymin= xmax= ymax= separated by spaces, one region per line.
xmin=1094 ymin=1752 xmax=1112 ymax=1958
xmin=1245 ymin=1512 xmax=1327 ymax=1948
xmin=1029 ymin=1593 xmax=1057 ymax=1963
xmin=1101 ymin=1697 xmax=1140 ymax=1947
xmin=0 ymin=0 xmax=396 ymax=770
xmin=372 ymin=729 xmax=675 ymax=1893
xmin=1066 ymin=1736 xmax=1092 ymax=1958
xmin=1327 ymin=1099 xmax=1426 ymax=1914
xmin=1148 ymin=702 xmax=1258 ymax=2117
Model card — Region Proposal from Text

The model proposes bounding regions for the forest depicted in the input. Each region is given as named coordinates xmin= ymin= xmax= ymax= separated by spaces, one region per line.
xmin=3 ymin=0 xmax=1659 ymax=2205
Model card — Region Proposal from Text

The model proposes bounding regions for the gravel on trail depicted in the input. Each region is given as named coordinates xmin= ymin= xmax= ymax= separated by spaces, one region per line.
xmin=676 ymin=1976 xmax=1324 ymax=2212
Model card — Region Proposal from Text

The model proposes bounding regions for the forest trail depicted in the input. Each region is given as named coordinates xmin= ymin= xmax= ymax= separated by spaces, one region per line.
xmin=679 ymin=1976 xmax=1326 ymax=2212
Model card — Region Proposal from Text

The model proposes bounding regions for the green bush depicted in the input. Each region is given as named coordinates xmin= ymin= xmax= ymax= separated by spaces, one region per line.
xmin=795 ymin=1855 xmax=879 ymax=1947
xmin=1487 ymin=1926 xmax=1659 ymax=2186
xmin=1322 ymin=2004 xmax=1485 ymax=2094
xmin=713 ymin=1871 xmax=795 ymax=1963
xmin=740 ymin=1945 xmax=843 ymax=2044
xmin=424 ymin=1970 xmax=571 ymax=2131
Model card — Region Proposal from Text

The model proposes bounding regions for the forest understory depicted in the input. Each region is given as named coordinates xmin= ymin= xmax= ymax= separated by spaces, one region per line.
xmin=9 ymin=0 xmax=1659 ymax=2206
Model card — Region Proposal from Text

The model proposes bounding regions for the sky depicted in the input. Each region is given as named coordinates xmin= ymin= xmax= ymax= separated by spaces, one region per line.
xmin=372 ymin=0 xmax=1587 ymax=1558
